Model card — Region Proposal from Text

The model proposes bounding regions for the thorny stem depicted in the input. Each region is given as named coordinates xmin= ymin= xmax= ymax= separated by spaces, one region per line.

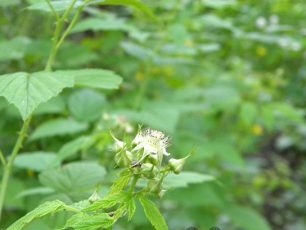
xmin=0 ymin=0 xmax=86 ymax=220
xmin=45 ymin=0 xmax=79 ymax=71
xmin=0 ymin=117 xmax=31 ymax=221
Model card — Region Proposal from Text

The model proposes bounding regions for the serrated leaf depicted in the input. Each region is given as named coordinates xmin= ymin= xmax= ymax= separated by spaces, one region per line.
xmin=126 ymin=197 xmax=136 ymax=220
xmin=14 ymin=151 xmax=59 ymax=172
xmin=0 ymin=71 xmax=74 ymax=120
xmin=7 ymin=200 xmax=71 ymax=230
xmin=109 ymin=169 xmax=131 ymax=194
xmin=30 ymin=118 xmax=88 ymax=140
xmin=64 ymin=212 xmax=114 ymax=230
xmin=163 ymin=172 xmax=215 ymax=189
xmin=139 ymin=197 xmax=168 ymax=230
xmin=39 ymin=162 xmax=106 ymax=194
xmin=85 ymin=192 xmax=128 ymax=212
xmin=68 ymin=89 xmax=106 ymax=122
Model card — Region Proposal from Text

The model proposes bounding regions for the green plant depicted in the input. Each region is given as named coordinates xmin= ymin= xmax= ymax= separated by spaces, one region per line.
xmin=7 ymin=128 xmax=197 ymax=230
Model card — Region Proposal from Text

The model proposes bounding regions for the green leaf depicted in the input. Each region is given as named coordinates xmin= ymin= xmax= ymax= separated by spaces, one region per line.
xmin=0 ymin=0 xmax=20 ymax=7
xmin=163 ymin=172 xmax=215 ymax=189
xmin=126 ymin=197 xmax=136 ymax=220
xmin=71 ymin=69 xmax=123 ymax=89
xmin=39 ymin=162 xmax=106 ymax=193
xmin=85 ymin=192 xmax=128 ymax=212
xmin=72 ymin=17 xmax=129 ymax=33
xmin=0 ymin=37 xmax=31 ymax=61
xmin=0 ymin=71 xmax=74 ymax=120
xmin=27 ymin=0 xmax=83 ymax=12
xmin=57 ymin=135 xmax=96 ymax=162
xmin=225 ymin=205 xmax=272 ymax=230
xmin=7 ymin=200 xmax=72 ymax=230
xmin=29 ymin=118 xmax=88 ymax=140
xmin=14 ymin=151 xmax=59 ymax=172
xmin=109 ymin=169 xmax=131 ymax=194
xmin=68 ymin=89 xmax=106 ymax=122
xmin=34 ymin=96 xmax=66 ymax=115
xmin=64 ymin=212 xmax=114 ymax=230
xmin=94 ymin=0 xmax=156 ymax=21
xmin=139 ymin=197 xmax=168 ymax=230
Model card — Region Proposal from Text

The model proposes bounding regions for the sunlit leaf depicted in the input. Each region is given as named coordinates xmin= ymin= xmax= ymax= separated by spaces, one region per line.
xmin=139 ymin=197 xmax=168 ymax=230
xmin=0 ymin=71 xmax=74 ymax=120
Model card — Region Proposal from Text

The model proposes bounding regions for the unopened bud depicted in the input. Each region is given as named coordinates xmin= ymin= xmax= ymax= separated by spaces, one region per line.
xmin=88 ymin=191 xmax=101 ymax=203
xmin=169 ymin=155 xmax=189 ymax=174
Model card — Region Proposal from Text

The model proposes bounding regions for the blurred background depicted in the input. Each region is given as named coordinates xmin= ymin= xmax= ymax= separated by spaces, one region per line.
xmin=0 ymin=0 xmax=306 ymax=229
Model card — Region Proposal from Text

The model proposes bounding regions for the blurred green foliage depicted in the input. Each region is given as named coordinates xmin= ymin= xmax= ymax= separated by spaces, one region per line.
xmin=0 ymin=0 xmax=306 ymax=229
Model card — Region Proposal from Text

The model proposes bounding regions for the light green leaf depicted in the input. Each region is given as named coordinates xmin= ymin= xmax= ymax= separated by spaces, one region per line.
xmin=7 ymin=200 xmax=72 ymax=230
xmin=0 ymin=0 xmax=20 ymax=7
xmin=126 ymin=197 xmax=136 ymax=220
xmin=225 ymin=205 xmax=272 ymax=230
xmin=39 ymin=162 xmax=106 ymax=193
xmin=72 ymin=17 xmax=129 ymax=33
xmin=85 ymin=192 xmax=128 ymax=212
xmin=0 ymin=71 xmax=74 ymax=120
xmin=14 ymin=151 xmax=59 ymax=172
xmin=139 ymin=197 xmax=168 ymax=230
xmin=71 ymin=69 xmax=123 ymax=89
xmin=109 ymin=169 xmax=131 ymax=194
xmin=0 ymin=37 xmax=31 ymax=61
xmin=163 ymin=172 xmax=215 ymax=189
xmin=116 ymin=107 xmax=179 ymax=134
xmin=30 ymin=118 xmax=88 ymax=140
xmin=68 ymin=89 xmax=106 ymax=122
xmin=64 ymin=212 xmax=114 ymax=230
xmin=27 ymin=0 xmax=83 ymax=12
xmin=17 ymin=187 xmax=55 ymax=198
xmin=57 ymin=136 xmax=95 ymax=162
xmin=34 ymin=96 xmax=66 ymax=115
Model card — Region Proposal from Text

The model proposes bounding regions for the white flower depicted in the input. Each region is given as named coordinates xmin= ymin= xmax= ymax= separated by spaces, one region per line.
xmin=132 ymin=129 xmax=170 ymax=159
xmin=256 ymin=16 xmax=267 ymax=29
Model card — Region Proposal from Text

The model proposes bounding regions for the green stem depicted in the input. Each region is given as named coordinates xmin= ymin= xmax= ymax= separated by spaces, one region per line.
xmin=45 ymin=0 xmax=60 ymax=20
xmin=0 ymin=0 xmax=85 ymax=220
xmin=45 ymin=0 xmax=78 ymax=71
xmin=0 ymin=150 xmax=6 ymax=166
xmin=0 ymin=117 xmax=31 ymax=221
xmin=129 ymin=175 xmax=139 ymax=193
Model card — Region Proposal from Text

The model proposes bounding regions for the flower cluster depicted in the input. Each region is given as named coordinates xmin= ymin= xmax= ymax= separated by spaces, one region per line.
xmin=112 ymin=128 xmax=189 ymax=196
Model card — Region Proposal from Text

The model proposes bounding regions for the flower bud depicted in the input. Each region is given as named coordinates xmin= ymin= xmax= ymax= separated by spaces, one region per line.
xmin=88 ymin=190 xmax=101 ymax=203
xmin=110 ymin=133 xmax=126 ymax=151
xmin=169 ymin=155 xmax=189 ymax=174
xmin=141 ymin=163 xmax=157 ymax=179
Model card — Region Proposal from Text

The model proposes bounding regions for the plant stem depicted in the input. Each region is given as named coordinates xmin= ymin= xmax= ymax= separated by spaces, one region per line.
xmin=0 ymin=150 xmax=6 ymax=166
xmin=0 ymin=0 xmax=84 ymax=220
xmin=0 ymin=117 xmax=31 ymax=221
xmin=45 ymin=0 xmax=78 ymax=71
xmin=129 ymin=175 xmax=139 ymax=193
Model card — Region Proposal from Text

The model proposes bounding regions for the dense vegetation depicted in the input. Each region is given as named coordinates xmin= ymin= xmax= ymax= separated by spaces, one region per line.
xmin=0 ymin=0 xmax=306 ymax=229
